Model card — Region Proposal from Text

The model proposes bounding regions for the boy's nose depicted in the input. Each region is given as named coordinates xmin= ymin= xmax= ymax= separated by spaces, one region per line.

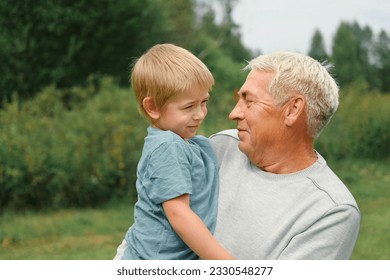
xmin=193 ymin=106 xmax=206 ymax=120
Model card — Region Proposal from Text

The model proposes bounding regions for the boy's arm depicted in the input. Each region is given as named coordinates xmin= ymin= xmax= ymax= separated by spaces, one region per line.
xmin=162 ymin=194 xmax=234 ymax=260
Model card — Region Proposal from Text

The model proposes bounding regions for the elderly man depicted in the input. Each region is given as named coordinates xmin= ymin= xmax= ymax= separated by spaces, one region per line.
xmin=210 ymin=52 xmax=360 ymax=259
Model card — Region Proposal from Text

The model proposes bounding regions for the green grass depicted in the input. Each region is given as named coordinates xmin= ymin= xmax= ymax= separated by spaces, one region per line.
xmin=0 ymin=159 xmax=389 ymax=260
xmin=330 ymin=159 xmax=390 ymax=259
xmin=0 ymin=199 xmax=133 ymax=259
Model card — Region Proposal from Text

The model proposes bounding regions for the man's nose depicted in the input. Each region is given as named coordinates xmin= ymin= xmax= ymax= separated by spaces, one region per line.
xmin=229 ymin=100 xmax=244 ymax=120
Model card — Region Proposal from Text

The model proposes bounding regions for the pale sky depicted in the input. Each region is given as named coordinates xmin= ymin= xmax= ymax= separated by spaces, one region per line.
xmin=231 ymin=0 xmax=390 ymax=54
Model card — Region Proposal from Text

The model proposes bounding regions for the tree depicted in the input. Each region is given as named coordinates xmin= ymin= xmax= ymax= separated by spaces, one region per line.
xmin=0 ymin=0 xmax=170 ymax=101
xmin=374 ymin=30 xmax=390 ymax=92
xmin=196 ymin=0 xmax=252 ymax=62
xmin=331 ymin=22 xmax=365 ymax=86
xmin=351 ymin=23 xmax=376 ymax=89
xmin=308 ymin=29 xmax=328 ymax=62
xmin=0 ymin=0 xmax=254 ymax=101
xmin=164 ymin=0 xmax=198 ymax=50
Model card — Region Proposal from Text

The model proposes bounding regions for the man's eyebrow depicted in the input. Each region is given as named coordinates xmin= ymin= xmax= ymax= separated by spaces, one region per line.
xmin=233 ymin=89 xmax=239 ymax=102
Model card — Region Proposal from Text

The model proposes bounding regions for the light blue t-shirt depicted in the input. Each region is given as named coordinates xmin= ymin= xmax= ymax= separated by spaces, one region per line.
xmin=122 ymin=126 xmax=219 ymax=259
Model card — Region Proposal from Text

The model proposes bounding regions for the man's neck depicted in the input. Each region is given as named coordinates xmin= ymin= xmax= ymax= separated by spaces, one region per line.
xmin=255 ymin=138 xmax=317 ymax=174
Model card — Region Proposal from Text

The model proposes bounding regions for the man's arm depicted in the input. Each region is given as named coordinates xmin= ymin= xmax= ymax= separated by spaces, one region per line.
xmin=162 ymin=194 xmax=234 ymax=260
xmin=278 ymin=205 xmax=360 ymax=259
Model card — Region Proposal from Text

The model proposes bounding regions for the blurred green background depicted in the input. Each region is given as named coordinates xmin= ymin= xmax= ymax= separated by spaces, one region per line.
xmin=1 ymin=0 xmax=389 ymax=259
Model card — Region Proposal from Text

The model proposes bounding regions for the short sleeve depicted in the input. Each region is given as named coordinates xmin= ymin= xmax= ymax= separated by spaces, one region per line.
xmin=209 ymin=130 xmax=239 ymax=169
xmin=278 ymin=204 xmax=360 ymax=259
xmin=144 ymin=141 xmax=193 ymax=204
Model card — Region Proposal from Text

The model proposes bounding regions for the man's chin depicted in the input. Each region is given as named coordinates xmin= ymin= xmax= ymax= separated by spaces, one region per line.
xmin=237 ymin=130 xmax=249 ymax=142
xmin=237 ymin=141 xmax=246 ymax=153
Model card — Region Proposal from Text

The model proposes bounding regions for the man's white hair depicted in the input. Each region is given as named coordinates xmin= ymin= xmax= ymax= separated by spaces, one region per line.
xmin=245 ymin=51 xmax=339 ymax=138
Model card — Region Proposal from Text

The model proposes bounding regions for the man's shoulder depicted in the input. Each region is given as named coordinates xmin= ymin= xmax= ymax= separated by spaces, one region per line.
xmin=209 ymin=129 xmax=243 ymax=166
xmin=210 ymin=129 xmax=239 ymax=141
xmin=209 ymin=129 xmax=239 ymax=151
xmin=308 ymin=156 xmax=359 ymax=211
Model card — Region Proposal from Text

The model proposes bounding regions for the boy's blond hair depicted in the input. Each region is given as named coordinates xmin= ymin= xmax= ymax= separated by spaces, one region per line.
xmin=131 ymin=44 xmax=214 ymax=121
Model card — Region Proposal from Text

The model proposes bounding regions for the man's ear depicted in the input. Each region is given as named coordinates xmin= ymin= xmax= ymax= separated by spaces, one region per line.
xmin=284 ymin=95 xmax=305 ymax=127
xmin=142 ymin=97 xmax=160 ymax=120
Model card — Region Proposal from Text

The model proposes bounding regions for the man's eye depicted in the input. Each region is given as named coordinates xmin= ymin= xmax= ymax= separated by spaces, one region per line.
xmin=245 ymin=100 xmax=254 ymax=107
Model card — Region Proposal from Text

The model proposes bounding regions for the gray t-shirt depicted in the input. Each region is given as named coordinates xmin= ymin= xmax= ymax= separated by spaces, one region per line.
xmin=210 ymin=129 xmax=360 ymax=259
xmin=122 ymin=127 xmax=219 ymax=259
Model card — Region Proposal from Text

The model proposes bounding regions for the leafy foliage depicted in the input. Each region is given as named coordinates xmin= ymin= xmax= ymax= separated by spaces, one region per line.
xmin=315 ymin=82 xmax=390 ymax=161
xmin=332 ymin=22 xmax=366 ymax=86
xmin=310 ymin=22 xmax=390 ymax=91
xmin=0 ymin=0 xmax=170 ymax=101
xmin=308 ymin=29 xmax=329 ymax=62
xmin=375 ymin=31 xmax=390 ymax=92
xmin=0 ymin=78 xmax=147 ymax=212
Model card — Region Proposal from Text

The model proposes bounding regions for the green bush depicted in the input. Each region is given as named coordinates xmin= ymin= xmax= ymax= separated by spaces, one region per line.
xmin=0 ymin=77 xmax=147 ymax=212
xmin=315 ymin=82 xmax=390 ymax=161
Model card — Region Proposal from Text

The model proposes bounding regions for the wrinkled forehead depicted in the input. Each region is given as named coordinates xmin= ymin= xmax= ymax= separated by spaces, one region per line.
xmin=239 ymin=70 xmax=274 ymax=93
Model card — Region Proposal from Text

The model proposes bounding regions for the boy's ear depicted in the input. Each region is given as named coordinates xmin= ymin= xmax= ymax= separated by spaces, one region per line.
xmin=142 ymin=97 xmax=160 ymax=120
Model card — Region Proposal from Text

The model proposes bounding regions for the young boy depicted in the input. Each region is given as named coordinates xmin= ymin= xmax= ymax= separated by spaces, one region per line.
xmin=114 ymin=44 xmax=233 ymax=260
